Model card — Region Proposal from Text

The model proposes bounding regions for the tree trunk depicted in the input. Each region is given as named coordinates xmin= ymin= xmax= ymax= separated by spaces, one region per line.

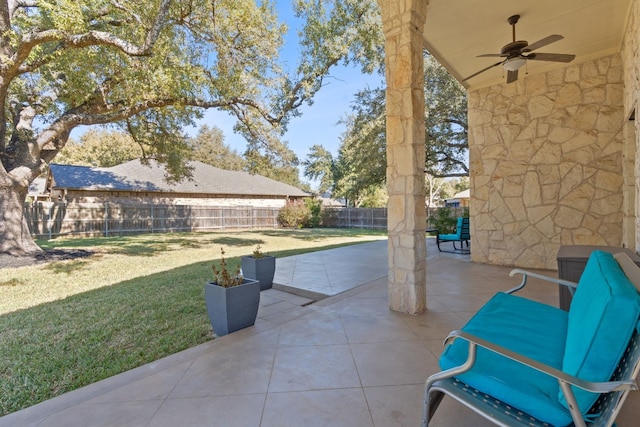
xmin=0 ymin=175 xmax=41 ymax=255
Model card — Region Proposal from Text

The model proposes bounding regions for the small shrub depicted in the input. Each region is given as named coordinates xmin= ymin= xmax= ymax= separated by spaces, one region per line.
xmin=277 ymin=201 xmax=310 ymax=228
xmin=430 ymin=208 xmax=457 ymax=234
xmin=304 ymin=198 xmax=323 ymax=228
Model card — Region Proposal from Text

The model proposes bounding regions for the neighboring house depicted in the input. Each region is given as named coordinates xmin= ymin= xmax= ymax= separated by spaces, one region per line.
xmin=46 ymin=159 xmax=308 ymax=208
xmin=444 ymin=189 xmax=470 ymax=208
xmin=27 ymin=177 xmax=48 ymax=202
xmin=318 ymin=191 xmax=346 ymax=208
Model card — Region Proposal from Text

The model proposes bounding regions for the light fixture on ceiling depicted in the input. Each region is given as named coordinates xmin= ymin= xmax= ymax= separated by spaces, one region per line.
xmin=503 ymin=57 xmax=526 ymax=72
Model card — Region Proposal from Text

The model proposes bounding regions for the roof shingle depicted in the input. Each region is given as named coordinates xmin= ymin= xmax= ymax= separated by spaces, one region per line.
xmin=49 ymin=160 xmax=309 ymax=197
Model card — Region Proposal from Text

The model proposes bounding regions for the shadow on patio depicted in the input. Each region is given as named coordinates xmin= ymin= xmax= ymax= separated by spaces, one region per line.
xmin=2 ymin=238 xmax=639 ymax=426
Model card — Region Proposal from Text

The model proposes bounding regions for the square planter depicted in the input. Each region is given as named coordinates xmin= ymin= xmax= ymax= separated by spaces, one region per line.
xmin=205 ymin=278 xmax=260 ymax=336
xmin=241 ymin=255 xmax=276 ymax=291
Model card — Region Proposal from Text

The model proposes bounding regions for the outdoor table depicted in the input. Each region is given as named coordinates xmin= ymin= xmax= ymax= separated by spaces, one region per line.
xmin=557 ymin=245 xmax=640 ymax=310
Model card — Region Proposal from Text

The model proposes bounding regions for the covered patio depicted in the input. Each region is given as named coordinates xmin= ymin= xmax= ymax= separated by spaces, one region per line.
xmin=3 ymin=0 xmax=639 ymax=424
xmin=379 ymin=0 xmax=639 ymax=315
xmin=2 ymin=239 xmax=638 ymax=426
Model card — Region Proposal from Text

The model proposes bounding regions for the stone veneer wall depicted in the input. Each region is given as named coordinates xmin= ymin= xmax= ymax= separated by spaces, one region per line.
xmin=468 ymin=54 xmax=625 ymax=269
xmin=622 ymin=0 xmax=640 ymax=251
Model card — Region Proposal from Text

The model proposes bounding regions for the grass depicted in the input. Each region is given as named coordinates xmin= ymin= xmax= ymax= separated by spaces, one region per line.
xmin=0 ymin=228 xmax=386 ymax=416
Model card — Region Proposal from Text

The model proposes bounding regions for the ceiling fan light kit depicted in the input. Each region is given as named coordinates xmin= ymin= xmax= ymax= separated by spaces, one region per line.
xmin=503 ymin=57 xmax=526 ymax=72
xmin=463 ymin=14 xmax=576 ymax=84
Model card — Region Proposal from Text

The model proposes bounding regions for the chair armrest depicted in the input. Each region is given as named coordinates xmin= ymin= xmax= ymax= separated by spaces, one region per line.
xmin=441 ymin=330 xmax=637 ymax=394
xmin=506 ymin=269 xmax=578 ymax=294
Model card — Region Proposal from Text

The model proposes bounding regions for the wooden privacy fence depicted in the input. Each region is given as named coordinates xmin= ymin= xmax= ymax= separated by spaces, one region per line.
xmin=25 ymin=203 xmax=281 ymax=239
xmin=322 ymin=207 xmax=388 ymax=229
xmin=321 ymin=207 xmax=466 ymax=230
xmin=25 ymin=203 xmax=468 ymax=239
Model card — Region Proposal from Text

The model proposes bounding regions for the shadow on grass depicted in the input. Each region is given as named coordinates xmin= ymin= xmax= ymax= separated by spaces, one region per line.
xmin=212 ymin=237 xmax=265 ymax=247
xmin=35 ymin=229 xmax=387 ymax=263
xmin=39 ymin=234 xmax=223 ymax=258
xmin=44 ymin=259 xmax=93 ymax=274
xmin=258 ymin=228 xmax=387 ymax=240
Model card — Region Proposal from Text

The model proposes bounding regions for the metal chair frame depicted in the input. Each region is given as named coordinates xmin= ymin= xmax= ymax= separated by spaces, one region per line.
xmin=423 ymin=270 xmax=640 ymax=427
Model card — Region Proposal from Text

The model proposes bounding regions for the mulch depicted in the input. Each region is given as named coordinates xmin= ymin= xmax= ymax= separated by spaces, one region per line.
xmin=0 ymin=249 xmax=94 ymax=269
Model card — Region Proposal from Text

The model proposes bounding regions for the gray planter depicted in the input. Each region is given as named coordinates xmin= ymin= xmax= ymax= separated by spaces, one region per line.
xmin=205 ymin=278 xmax=260 ymax=336
xmin=241 ymin=255 xmax=276 ymax=291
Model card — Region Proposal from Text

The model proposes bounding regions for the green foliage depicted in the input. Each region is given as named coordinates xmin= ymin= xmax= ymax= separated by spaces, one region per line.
xmin=304 ymin=198 xmax=323 ymax=227
xmin=211 ymin=247 xmax=243 ymax=288
xmin=1 ymin=229 xmax=385 ymax=415
xmin=333 ymin=88 xmax=386 ymax=206
xmin=277 ymin=200 xmax=311 ymax=228
xmin=57 ymin=129 xmax=143 ymax=167
xmin=188 ymin=125 xmax=246 ymax=171
xmin=303 ymin=145 xmax=337 ymax=194
xmin=424 ymin=55 xmax=469 ymax=177
xmin=431 ymin=208 xmax=458 ymax=234
xmin=245 ymin=147 xmax=307 ymax=190
xmin=358 ymin=186 xmax=388 ymax=208
xmin=304 ymin=53 xmax=467 ymax=200
xmin=252 ymin=245 xmax=265 ymax=259
xmin=1 ymin=0 xmax=384 ymax=253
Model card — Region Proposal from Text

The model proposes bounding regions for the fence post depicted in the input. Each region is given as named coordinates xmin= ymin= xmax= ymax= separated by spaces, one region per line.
xmin=151 ymin=204 xmax=154 ymax=233
xmin=104 ymin=203 xmax=109 ymax=237
xmin=48 ymin=203 xmax=54 ymax=240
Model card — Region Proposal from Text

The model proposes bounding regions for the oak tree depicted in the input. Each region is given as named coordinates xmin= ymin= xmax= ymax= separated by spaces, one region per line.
xmin=0 ymin=0 xmax=382 ymax=254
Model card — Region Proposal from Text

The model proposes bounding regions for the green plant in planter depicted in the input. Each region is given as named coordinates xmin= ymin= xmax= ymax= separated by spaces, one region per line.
xmin=242 ymin=245 xmax=276 ymax=291
xmin=252 ymin=245 xmax=265 ymax=259
xmin=211 ymin=248 xmax=243 ymax=288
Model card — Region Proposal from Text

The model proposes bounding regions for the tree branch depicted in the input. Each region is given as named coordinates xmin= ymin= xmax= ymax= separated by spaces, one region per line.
xmin=7 ymin=0 xmax=171 ymax=76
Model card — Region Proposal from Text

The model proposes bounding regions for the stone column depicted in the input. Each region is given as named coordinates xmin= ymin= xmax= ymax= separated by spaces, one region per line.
xmin=623 ymin=117 xmax=636 ymax=250
xmin=378 ymin=0 xmax=427 ymax=314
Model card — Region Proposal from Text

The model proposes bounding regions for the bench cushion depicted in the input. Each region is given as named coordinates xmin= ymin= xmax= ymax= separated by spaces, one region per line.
xmin=561 ymin=250 xmax=640 ymax=414
xmin=440 ymin=292 xmax=572 ymax=426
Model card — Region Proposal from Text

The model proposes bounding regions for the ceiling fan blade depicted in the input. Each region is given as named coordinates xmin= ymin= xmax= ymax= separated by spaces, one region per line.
xmin=477 ymin=53 xmax=505 ymax=58
xmin=523 ymin=34 xmax=564 ymax=52
xmin=527 ymin=52 xmax=576 ymax=62
xmin=462 ymin=61 xmax=504 ymax=82
xmin=506 ymin=70 xmax=518 ymax=83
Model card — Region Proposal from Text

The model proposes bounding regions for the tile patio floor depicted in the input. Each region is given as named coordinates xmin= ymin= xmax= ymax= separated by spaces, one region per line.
xmin=2 ymin=238 xmax=639 ymax=426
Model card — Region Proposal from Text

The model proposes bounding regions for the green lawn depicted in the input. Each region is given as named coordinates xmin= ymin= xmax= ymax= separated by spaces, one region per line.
xmin=0 ymin=228 xmax=386 ymax=416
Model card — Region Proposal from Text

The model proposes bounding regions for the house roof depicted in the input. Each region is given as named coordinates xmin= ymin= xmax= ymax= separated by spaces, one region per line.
xmin=452 ymin=189 xmax=470 ymax=199
xmin=29 ymin=177 xmax=47 ymax=196
xmin=49 ymin=160 xmax=309 ymax=198
xmin=423 ymin=0 xmax=631 ymax=90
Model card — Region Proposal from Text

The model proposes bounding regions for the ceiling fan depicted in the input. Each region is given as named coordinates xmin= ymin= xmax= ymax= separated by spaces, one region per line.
xmin=463 ymin=14 xmax=576 ymax=84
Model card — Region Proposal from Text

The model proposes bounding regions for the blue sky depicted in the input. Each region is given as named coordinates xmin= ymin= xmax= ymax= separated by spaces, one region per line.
xmin=190 ymin=1 xmax=384 ymax=188
xmin=68 ymin=1 xmax=383 ymax=189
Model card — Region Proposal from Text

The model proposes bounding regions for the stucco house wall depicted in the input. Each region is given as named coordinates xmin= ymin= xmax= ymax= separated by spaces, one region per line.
xmin=468 ymin=53 xmax=626 ymax=269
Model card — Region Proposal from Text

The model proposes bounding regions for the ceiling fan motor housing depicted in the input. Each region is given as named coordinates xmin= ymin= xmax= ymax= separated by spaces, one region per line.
xmin=501 ymin=40 xmax=528 ymax=56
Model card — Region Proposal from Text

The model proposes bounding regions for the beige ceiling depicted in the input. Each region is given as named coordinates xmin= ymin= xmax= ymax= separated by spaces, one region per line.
xmin=423 ymin=0 xmax=632 ymax=90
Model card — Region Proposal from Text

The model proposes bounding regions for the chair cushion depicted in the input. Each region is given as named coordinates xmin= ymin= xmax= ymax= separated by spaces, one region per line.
xmin=561 ymin=250 xmax=640 ymax=414
xmin=440 ymin=292 xmax=572 ymax=426
xmin=438 ymin=234 xmax=462 ymax=241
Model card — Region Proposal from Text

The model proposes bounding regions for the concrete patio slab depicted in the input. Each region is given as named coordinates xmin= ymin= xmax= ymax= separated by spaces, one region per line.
xmin=2 ymin=238 xmax=638 ymax=426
